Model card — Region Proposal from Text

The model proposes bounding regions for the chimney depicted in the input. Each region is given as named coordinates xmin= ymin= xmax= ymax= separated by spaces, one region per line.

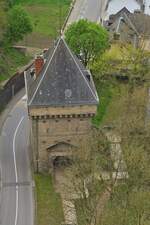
xmin=43 ymin=48 xmax=48 ymax=53
xmin=35 ymin=55 xmax=44 ymax=76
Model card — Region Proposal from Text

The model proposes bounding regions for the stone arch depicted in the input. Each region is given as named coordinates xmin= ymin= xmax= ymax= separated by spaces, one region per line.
xmin=47 ymin=141 xmax=77 ymax=173
xmin=53 ymin=156 xmax=73 ymax=169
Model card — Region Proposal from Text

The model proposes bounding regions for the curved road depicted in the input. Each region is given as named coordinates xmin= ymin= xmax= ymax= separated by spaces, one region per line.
xmin=0 ymin=98 xmax=33 ymax=225
xmin=0 ymin=1 xmax=108 ymax=225
xmin=67 ymin=0 xmax=108 ymax=24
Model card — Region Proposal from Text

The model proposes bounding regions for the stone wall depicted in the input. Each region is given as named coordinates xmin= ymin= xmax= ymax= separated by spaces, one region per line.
xmin=29 ymin=105 xmax=97 ymax=117
xmin=29 ymin=105 xmax=97 ymax=172
xmin=0 ymin=61 xmax=33 ymax=112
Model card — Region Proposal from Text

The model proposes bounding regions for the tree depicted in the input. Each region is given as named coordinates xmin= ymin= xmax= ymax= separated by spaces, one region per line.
xmin=5 ymin=0 xmax=16 ymax=8
xmin=62 ymin=87 xmax=150 ymax=225
xmin=101 ymin=86 xmax=150 ymax=225
xmin=5 ymin=5 xmax=32 ymax=44
xmin=64 ymin=128 xmax=125 ymax=225
xmin=0 ymin=0 xmax=7 ymax=45
xmin=65 ymin=48 xmax=150 ymax=224
xmin=65 ymin=19 xmax=109 ymax=66
xmin=92 ymin=44 xmax=150 ymax=88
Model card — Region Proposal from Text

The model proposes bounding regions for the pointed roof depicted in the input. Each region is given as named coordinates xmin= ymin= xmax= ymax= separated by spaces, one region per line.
xmin=109 ymin=7 xmax=131 ymax=22
xmin=109 ymin=10 xmax=150 ymax=37
xmin=26 ymin=38 xmax=99 ymax=107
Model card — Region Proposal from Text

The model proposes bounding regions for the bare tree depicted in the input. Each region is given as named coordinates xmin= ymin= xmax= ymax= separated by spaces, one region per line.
xmin=63 ymin=128 xmax=126 ymax=225
xmin=101 ymin=85 xmax=150 ymax=225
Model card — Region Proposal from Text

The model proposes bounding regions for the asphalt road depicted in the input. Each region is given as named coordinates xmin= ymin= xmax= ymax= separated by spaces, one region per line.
xmin=67 ymin=0 xmax=108 ymax=25
xmin=0 ymin=1 xmax=109 ymax=225
xmin=0 ymin=98 xmax=33 ymax=225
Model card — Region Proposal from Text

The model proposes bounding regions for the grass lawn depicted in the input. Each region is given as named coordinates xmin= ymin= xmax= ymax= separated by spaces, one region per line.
xmin=92 ymin=81 xmax=133 ymax=128
xmin=0 ymin=2 xmax=31 ymax=84
xmin=75 ymin=200 xmax=87 ymax=225
xmin=34 ymin=174 xmax=64 ymax=225
xmin=99 ymin=83 xmax=127 ymax=126
xmin=92 ymin=83 xmax=112 ymax=127
xmin=0 ymin=48 xmax=31 ymax=84
xmin=0 ymin=0 xmax=71 ymax=83
xmin=91 ymin=44 xmax=134 ymax=128
xmin=17 ymin=0 xmax=71 ymax=48
xmin=92 ymin=80 xmax=124 ymax=127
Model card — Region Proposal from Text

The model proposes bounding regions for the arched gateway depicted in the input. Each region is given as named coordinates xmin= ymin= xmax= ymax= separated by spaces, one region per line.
xmin=47 ymin=142 xmax=76 ymax=173
xmin=25 ymin=37 xmax=99 ymax=173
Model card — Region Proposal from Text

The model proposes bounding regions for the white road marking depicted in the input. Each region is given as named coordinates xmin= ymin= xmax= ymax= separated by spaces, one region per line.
xmin=0 ymin=165 xmax=2 ymax=189
xmin=13 ymin=116 xmax=24 ymax=225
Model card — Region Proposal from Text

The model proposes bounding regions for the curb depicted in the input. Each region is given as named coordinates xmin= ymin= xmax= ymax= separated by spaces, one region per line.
xmin=62 ymin=0 xmax=77 ymax=34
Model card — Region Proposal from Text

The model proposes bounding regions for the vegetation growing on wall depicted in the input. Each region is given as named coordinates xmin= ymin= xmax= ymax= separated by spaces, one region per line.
xmin=91 ymin=44 xmax=150 ymax=126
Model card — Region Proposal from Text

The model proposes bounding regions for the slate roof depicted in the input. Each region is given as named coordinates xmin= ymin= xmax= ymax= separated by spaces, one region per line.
xmin=108 ymin=7 xmax=131 ymax=23
xmin=107 ymin=7 xmax=150 ymax=37
xmin=25 ymin=38 xmax=99 ymax=107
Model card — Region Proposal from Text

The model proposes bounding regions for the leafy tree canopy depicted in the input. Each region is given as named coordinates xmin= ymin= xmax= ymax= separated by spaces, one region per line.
xmin=5 ymin=0 xmax=16 ymax=8
xmin=92 ymin=44 xmax=150 ymax=88
xmin=65 ymin=19 xmax=109 ymax=66
xmin=0 ymin=0 xmax=6 ymax=45
xmin=5 ymin=5 xmax=33 ymax=44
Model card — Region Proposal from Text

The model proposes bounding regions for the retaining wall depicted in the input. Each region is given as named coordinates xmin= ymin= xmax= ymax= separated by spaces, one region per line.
xmin=0 ymin=62 xmax=33 ymax=111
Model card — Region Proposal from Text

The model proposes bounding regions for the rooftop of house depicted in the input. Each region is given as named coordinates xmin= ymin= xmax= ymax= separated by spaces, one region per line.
xmin=25 ymin=37 xmax=99 ymax=107
xmin=106 ymin=7 xmax=150 ymax=36
xmin=106 ymin=0 xmax=141 ymax=19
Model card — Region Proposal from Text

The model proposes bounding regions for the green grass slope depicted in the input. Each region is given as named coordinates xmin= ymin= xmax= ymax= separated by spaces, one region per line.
xmin=0 ymin=48 xmax=30 ymax=84
xmin=35 ymin=174 xmax=64 ymax=225
xmin=17 ymin=0 xmax=71 ymax=48
xmin=0 ymin=0 xmax=71 ymax=83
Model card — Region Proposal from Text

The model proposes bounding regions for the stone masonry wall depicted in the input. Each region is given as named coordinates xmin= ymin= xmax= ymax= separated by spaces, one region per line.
xmin=29 ymin=105 xmax=96 ymax=172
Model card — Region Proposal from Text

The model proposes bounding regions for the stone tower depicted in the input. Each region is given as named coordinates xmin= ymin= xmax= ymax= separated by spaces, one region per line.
xmin=25 ymin=38 xmax=99 ymax=173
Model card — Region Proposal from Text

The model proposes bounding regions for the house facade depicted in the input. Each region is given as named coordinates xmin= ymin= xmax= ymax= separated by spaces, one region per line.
xmin=25 ymin=38 xmax=99 ymax=173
